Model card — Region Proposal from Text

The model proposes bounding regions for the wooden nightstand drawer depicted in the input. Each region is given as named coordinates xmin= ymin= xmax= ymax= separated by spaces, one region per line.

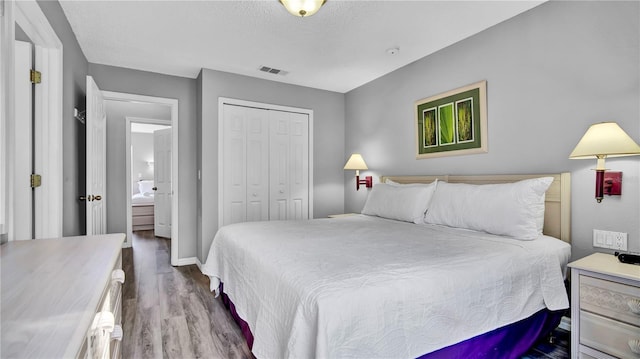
xmin=580 ymin=275 xmax=640 ymax=327
xmin=580 ymin=310 xmax=640 ymax=358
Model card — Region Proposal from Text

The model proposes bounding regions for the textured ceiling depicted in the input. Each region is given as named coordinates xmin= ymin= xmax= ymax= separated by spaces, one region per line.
xmin=60 ymin=0 xmax=545 ymax=93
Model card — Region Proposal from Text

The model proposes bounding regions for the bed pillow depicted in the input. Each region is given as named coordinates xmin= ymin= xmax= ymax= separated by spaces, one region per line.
xmin=424 ymin=177 xmax=553 ymax=240
xmin=361 ymin=181 xmax=437 ymax=224
xmin=138 ymin=180 xmax=154 ymax=195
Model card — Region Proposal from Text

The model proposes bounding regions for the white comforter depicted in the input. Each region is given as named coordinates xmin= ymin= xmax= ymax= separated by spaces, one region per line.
xmin=202 ymin=215 xmax=570 ymax=359
xmin=132 ymin=192 xmax=154 ymax=205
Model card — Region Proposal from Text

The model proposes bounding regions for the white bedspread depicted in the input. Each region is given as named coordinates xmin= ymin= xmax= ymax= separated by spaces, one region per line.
xmin=132 ymin=192 xmax=154 ymax=205
xmin=202 ymin=215 xmax=570 ymax=359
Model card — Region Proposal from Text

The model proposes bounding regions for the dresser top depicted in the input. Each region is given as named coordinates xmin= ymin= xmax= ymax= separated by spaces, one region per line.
xmin=569 ymin=252 xmax=640 ymax=282
xmin=1 ymin=233 xmax=125 ymax=358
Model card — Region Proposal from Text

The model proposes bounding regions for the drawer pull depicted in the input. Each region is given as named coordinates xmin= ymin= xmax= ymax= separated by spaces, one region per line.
xmin=629 ymin=339 xmax=640 ymax=354
xmin=111 ymin=325 xmax=123 ymax=341
xmin=91 ymin=311 xmax=115 ymax=333
xmin=111 ymin=269 xmax=125 ymax=284
xmin=628 ymin=299 xmax=640 ymax=314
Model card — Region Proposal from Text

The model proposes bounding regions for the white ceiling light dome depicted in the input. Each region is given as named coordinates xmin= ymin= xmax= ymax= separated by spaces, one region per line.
xmin=279 ymin=0 xmax=327 ymax=17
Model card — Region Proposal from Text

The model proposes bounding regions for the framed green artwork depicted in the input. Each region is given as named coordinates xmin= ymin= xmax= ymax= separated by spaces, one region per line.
xmin=415 ymin=80 xmax=487 ymax=159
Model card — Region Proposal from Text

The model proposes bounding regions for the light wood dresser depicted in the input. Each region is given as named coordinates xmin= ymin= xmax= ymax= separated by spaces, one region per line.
xmin=1 ymin=233 xmax=126 ymax=358
xmin=132 ymin=204 xmax=154 ymax=231
xmin=569 ymin=252 xmax=640 ymax=359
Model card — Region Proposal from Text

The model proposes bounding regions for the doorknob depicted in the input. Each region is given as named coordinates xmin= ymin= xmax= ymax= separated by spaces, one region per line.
xmin=152 ymin=187 xmax=158 ymax=191
xmin=80 ymin=195 xmax=102 ymax=201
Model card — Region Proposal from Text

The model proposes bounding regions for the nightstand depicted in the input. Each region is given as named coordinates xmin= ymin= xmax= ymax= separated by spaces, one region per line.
xmin=328 ymin=213 xmax=358 ymax=218
xmin=568 ymin=253 xmax=640 ymax=358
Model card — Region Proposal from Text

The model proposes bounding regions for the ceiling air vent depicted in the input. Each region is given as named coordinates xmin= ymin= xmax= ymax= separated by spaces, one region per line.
xmin=259 ymin=66 xmax=288 ymax=76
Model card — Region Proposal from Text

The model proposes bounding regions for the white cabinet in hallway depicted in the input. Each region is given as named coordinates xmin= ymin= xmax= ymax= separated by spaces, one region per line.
xmin=221 ymin=102 xmax=311 ymax=226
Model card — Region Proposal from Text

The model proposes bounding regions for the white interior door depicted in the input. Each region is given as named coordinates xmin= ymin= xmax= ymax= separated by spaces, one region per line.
xmin=221 ymin=105 xmax=269 ymax=226
xmin=269 ymin=111 xmax=309 ymax=221
xmin=86 ymin=76 xmax=107 ymax=235
xmin=13 ymin=40 xmax=33 ymax=240
xmin=269 ymin=111 xmax=290 ymax=220
xmin=153 ymin=128 xmax=172 ymax=238
xmin=287 ymin=112 xmax=309 ymax=220
xmin=245 ymin=107 xmax=269 ymax=222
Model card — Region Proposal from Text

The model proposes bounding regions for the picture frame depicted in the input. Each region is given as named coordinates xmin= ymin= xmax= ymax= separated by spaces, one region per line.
xmin=415 ymin=80 xmax=487 ymax=159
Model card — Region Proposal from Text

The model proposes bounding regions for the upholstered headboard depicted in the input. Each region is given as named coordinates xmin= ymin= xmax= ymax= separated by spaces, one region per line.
xmin=380 ymin=173 xmax=571 ymax=243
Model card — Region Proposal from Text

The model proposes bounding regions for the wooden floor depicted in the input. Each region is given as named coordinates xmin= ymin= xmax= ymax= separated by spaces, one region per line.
xmin=121 ymin=230 xmax=254 ymax=359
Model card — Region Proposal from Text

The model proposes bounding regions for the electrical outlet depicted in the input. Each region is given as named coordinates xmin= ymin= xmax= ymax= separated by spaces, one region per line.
xmin=593 ymin=229 xmax=628 ymax=250
xmin=612 ymin=232 xmax=628 ymax=251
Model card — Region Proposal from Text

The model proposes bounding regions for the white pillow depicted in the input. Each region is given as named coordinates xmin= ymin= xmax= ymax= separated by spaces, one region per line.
xmin=424 ymin=177 xmax=553 ymax=240
xmin=138 ymin=180 xmax=154 ymax=194
xmin=361 ymin=181 xmax=437 ymax=224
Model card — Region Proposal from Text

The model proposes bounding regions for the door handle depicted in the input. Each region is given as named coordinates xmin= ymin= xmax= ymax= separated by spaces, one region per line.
xmin=152 ymin=187 xmax=158 ymax=191
xmin=80 ymin=195 xmax=102 ymax=201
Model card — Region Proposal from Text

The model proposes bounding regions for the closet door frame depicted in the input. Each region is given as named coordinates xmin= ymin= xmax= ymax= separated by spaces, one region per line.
xmin=217 ymin=97 xmax=314 ymax=227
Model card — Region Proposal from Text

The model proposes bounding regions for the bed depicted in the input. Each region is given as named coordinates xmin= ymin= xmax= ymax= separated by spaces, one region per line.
xmin=132 ymin=180 xmax=155 ymax=231
xmin=202 ymin=173 xmax=571 ymax=358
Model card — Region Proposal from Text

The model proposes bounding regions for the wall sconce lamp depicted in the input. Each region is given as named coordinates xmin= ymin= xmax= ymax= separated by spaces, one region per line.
xmin=279 ymin=0 xmax=326 ymax=17
xmin=569 ymin=122 xmax=640 ymax=203
xmin=344 ymin=153 xmax=372 ymax=191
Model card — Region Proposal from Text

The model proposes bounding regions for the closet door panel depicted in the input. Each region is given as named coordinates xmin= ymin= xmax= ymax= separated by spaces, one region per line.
xmin=289 ymin=113 xmax=309 ymax=220
xmin=245 ymin=108 xmax=269 ymax=222
xmin=223 ymin=105 xmax=247 ymax=225
xmin=269 ymin=112 xmax=291 ymax=221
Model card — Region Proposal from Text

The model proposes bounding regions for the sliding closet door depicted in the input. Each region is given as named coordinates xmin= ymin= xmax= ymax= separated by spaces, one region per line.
xmin=269 ymin=111 xmax=309 ymax=221
xmin=222 ymin=105 xmax=269 ymax=225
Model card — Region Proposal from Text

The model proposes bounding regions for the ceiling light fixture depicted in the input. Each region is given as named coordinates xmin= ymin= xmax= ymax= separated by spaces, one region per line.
xmin=279 ymin=0 xmax=326 ymax=17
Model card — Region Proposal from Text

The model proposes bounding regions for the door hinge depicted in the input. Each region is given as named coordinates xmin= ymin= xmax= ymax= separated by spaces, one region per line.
xmin=30 ymin=174 xmax=42 ymax=188
xmin=30 ymin=69 xmax=42 ymax=84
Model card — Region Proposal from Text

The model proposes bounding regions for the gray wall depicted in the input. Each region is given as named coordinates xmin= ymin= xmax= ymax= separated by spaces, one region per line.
xmin=37 ymin=0 xmax=89 ymax=236
xmin=198 ymin=69 xmax=346 ymax=262
xmin=91 ymin=64 xmax=198 ymax=259
xmin=132 ymin=133 xmax=155 ymax=185
xmin=104 ymin=101 xmax=170 ymax=235
xmin=345 ymin=1 xmax=640 ymax=261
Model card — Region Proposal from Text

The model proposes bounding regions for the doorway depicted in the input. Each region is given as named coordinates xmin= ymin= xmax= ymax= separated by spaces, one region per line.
xmin=103 ymin=91 xmax=179 ymax=266
xmin=126 ymin=119 xmax=171 ymax=240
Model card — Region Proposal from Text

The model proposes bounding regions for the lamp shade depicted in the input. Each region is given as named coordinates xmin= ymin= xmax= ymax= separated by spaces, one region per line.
xmin=344 ymin=154 xmax=368 ymax=171
xmin=279 ymin=0 xmax=326 ymax=17
xmin=570 ymin=122 xmax=640 ymax=160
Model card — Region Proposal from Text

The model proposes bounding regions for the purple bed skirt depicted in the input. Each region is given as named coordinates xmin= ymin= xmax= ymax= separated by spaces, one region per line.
xmin=219 ymin=283 xmax=563 ymax=358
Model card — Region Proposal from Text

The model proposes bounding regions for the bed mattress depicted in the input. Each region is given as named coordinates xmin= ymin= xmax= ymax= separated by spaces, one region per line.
xmin=202 ymin=215 xmax=570 ymax=358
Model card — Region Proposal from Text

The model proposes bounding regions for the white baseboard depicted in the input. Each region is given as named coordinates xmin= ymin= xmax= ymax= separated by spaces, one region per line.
xmin=175 ymin=256 xmax=197 ymax=266
xmin=558 ymin=316 xmax=571 ymax=331
xmin=195 ymin=258 xmax=203 ymax=271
